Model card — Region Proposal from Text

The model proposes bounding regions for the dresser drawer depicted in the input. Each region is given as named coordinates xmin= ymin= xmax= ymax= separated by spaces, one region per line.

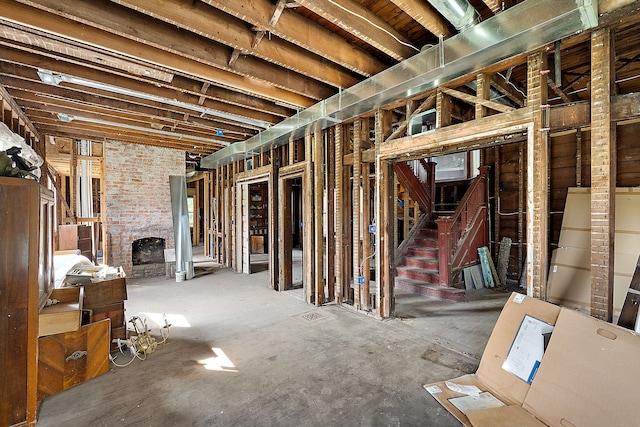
xmin=39 ymin=287 xmax=83 ymax=337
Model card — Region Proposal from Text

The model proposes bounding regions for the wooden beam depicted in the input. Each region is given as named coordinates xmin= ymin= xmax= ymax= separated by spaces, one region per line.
xmin=202 ymin=0 xmax=386 ymax=77
xmin=526 ymin=51 xmax=549 ymax=300
xmin=108 ymin=0 xmax=358 ymax=89
xmin=440 ymin=86 xmax=516 ymax=114
xmin=294 ymin=0 xmax=417 ymax=61
xmin=0 ymin=40 xmax=289 ymax=124
xmin=491 ymin=72 xmax=526 ymax=108
xmin=590 ymin=27 xmax=615 ymax=322
xmin=482 ymin=0 xmax=502 ymax=13
xmin=388 ymin=0 xmax=453 ymax=38
xmin=3 ymin=0 xmax=319 ymax=106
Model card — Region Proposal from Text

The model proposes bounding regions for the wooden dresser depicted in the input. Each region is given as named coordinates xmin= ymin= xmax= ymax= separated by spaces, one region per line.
xmin=0 ymin=177 xmax=54 ymax=427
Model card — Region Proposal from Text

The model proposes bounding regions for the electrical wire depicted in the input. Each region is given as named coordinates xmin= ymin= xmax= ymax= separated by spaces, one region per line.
xmin=110 ymin=315 xmax=171 ymax=368
xmin=326 ymin=0 xmax=420 ymax=52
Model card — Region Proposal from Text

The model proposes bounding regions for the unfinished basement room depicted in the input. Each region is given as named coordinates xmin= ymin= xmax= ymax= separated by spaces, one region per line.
xmin=2 ymin=0 xmax=640 ymax=426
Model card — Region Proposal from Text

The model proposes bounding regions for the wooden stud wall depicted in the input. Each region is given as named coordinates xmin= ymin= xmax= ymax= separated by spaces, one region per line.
xmin=205 ymin=21 xmax=640 ymax=321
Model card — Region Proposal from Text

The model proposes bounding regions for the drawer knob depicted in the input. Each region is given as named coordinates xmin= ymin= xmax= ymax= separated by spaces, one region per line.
xmin=65 ymin=350 xmax=87 ymax=362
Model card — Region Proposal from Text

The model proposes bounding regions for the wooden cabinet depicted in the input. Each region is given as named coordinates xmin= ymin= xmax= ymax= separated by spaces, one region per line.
xmin=58 ymin=224 xmax=92 ymax=260
xmin=0 ymin=177 xmax=54 ymax=427
xmin=37 ymin=319 xmax=111 ymax=400
xmin=82 ymin=278 xmax=128 ymax=352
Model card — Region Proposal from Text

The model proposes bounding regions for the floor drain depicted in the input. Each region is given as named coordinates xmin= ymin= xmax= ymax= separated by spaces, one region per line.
xmin=298 ymin=311 xmax=326 ymax=322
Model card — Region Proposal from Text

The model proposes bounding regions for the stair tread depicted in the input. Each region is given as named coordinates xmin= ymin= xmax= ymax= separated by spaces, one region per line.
xmin=395 ymin=277 xmax=465 ymax=292
xmin=404 ymin=255 xmax=438 ymax=262
xmin=396 ymin=265 xmax=439 ymax=274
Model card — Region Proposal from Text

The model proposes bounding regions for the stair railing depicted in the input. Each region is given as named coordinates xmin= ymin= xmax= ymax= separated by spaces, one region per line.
xmin=435 ymin=166 xmax=489 ymax=287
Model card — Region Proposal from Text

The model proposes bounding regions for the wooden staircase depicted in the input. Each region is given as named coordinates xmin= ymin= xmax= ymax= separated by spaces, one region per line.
xmin=395 ymin=221 xmax=466 ymax=301
xmin=394 ymin=163 xmax=489 ymax=302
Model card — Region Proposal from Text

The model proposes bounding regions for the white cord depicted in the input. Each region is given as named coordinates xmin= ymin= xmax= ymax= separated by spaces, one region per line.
xmin=326 ymin=0 xmax=420 ymax=52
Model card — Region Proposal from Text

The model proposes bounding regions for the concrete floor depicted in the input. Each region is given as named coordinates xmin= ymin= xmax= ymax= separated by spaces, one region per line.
xmin=36 ymin=263 xmax=511 ymax=427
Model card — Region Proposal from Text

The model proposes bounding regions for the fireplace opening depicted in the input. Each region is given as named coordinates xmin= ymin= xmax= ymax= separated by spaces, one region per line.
xmin=132 ymin=237 xmax=166 ymax=265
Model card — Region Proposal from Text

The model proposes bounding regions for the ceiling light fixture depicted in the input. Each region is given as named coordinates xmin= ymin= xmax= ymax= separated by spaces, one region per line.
xmin=37 ymin=69 xmax=271 ymax=129
xmin=56 ymin=114 xmax=230 ymax=147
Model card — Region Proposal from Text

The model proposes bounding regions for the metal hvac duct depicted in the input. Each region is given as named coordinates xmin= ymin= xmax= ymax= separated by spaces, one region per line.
xmin=427 ymin=0 xmax=478 ymax=31
xmin=200 ymin=0 xmax=598 ymax=170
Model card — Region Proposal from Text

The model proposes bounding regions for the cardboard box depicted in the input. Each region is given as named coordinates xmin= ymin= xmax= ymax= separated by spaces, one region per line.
xmin=424 ymin=293 xmax=640 ymax=426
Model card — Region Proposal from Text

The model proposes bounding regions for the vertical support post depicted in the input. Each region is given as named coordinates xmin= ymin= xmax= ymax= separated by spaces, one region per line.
xmin=476 ymin=73 xmax=490 ymax=119
xmin=436 ymin=90 xmax=453 ymax=128
xmin=231 ymin=162 xmax=238 ymax=271
xmin=493 ymin=146 xmax=501 ymax=256
xmin=376 ymin=157 xmax=395 ymax=318
xmin=304 ymin=128 xmax=315 ymax=304
xmin=352 ymin=118 xmax=363 ymax=310
xmin=361 ymin=160 xmax=371 ymax=310
xmin=269 ymin=147 xmax=279 ymax=291
xmin=576 ymin=130 xmax=582 ymax=187
xmin=518 ymin=141 xmax=525 ymax=278
xmin=313 ymin=127 xmax=324 ymax=306
xmin=375 ymin=109 xmax=393 ymax=315
xmin=335 ymin=125 xmax=344 ymax=304
xmin=326 ymin=129 xmax=336 ymax=302
xmin=526 ymin=51 xmax=549 ymax=300
xmin=279 ymin=176 xmax=293 ymax=291
xmin=590 ymin=27 xmax=616 ymax=322
xmin=70 ymin=140 xmax=77 ymax=220
xmin=204 ymin=172 xmax=211 ymax=256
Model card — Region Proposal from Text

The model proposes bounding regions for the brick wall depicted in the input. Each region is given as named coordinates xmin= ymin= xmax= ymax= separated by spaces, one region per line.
xmin=105 ymin=141 xmax=184 ymax=276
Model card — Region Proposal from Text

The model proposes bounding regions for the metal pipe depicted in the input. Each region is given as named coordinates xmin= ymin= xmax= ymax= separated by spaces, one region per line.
xmin=427 ymin=0 xmax=478 ymax=31
xmin=201 ymin=0 xmax=598 ymax=169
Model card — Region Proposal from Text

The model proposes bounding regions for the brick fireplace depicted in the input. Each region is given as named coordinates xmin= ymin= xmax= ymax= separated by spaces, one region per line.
xmin=104 ymin=141 xmax=184 ymax=277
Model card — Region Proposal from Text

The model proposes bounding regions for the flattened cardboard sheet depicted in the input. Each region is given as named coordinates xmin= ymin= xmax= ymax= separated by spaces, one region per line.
xmin=424 ymin=293 xmax=561 ymax=426
xmin=523 ymin=309 xmax=640 ymax=427
xmin=466 ymin=405 xmax=545 ymax=427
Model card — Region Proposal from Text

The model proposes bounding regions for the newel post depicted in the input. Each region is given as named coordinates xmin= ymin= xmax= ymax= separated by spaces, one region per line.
xmin=435 ymin=216 xmax=453 ymax=287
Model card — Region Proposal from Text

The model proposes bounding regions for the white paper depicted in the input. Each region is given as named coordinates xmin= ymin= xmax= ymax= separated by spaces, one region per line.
xmin=424 ymin=385 xmax=442 ymax=395
xmin=445 ymin=381 xmax=482 ymax=397
xmin=448 ymin=391 xmax=506 ymax=414
xmin=514 ymin=294 xmax=526 ymax=304
xmin=502 ymin=314 xmax=554 ymax=383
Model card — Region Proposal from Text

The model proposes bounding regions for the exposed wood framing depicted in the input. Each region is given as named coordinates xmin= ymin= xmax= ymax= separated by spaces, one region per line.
xmin=304 ymin=130 xmax=314 ymax=304
xmin=525 ymin=51 xmax=549 ymax=300
xmin=441 ymin=86 xmax=515 ymax=114
xmin=269 ymin=148 xmax=278 ymax=290
xmin=313 ymin=127 xmax=324 ymax=305
xmin=334 ymin=125 xmax=345 ymax=303
xmin=352 ymin=118 xmax=363 ymax=310
xmin=326 ymin=128 xmax=336 ymax=302
xmin=590 ymin=27 xmax=616 ymax=322
xmin=476 ymin=73 xmax=491 ymax=119
xmin=376 ymin=108 xmax=394 ymax=317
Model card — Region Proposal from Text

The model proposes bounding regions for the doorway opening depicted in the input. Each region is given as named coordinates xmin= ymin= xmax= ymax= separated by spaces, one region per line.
xmin=279 ymin=175 xmax=304 ymax=291
xmin=248 ymin=182 xmax=269 ymax=273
